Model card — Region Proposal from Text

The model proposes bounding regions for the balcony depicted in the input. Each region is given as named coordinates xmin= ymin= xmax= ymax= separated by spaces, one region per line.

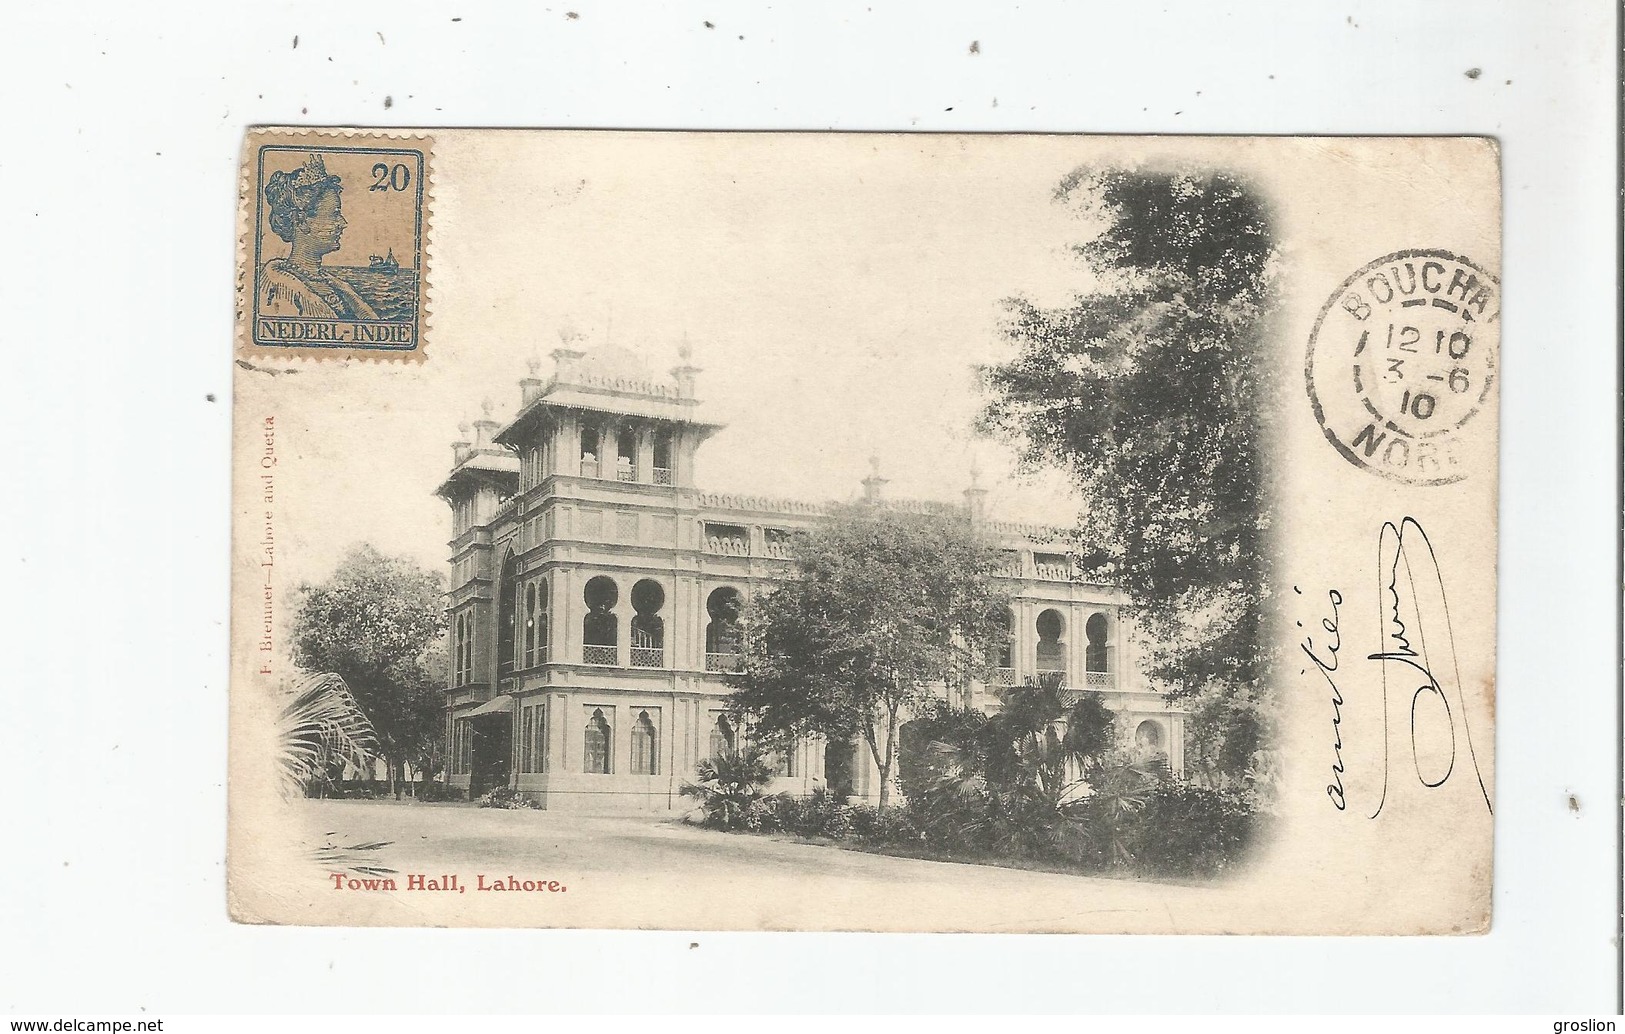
xmin=630 ymin=647 xmax=664 ymax=668
xmin=579 ymin=458 xmax=599 ymax=478
xmin=582 ymin=644 xmax=617 ymax=666
xmin=705 ymin=651 xmax=744 ymax=674
xmin=1083 ymin=670 xmax=1114 ymax=689
xmin=653 ymin=467 xmax=673 ymax=486
xmin=994 ymin=667 xmax=1016 ymax=686
xmin=616 ymin=463 xmax=636 ymax=483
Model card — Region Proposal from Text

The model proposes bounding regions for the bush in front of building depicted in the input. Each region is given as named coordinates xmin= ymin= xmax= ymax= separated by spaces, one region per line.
xmin=479 ymin=786 xmax=541 ymax=810
xmin=413 ymin=781 xmax=467 ymax=803
xmin=681 ymin=746 xmax=775 ymax=830
xmin=759 ymin=788 xmax=853 ymax=840
xmin=1116 ymin=780 xmax=1257 ymax=879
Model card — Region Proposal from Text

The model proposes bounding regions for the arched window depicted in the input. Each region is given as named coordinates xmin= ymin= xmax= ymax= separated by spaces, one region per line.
xmin=579 ymin=426 xmax=600 ymax=477
xmin=705 ymin=587 xmax=743 ymax=672
xmin=497 ymin=549 xmax=519 ymax=674
xmin=708 ymin=714 xmax=736 ymax=759
xmin=453 ymin=613 xmax=468 ymax=685
xmin=583 ymin=709 xmax=611 ymax=774
xmin=773 ymin=740 xmax=797 ymax=778
xmin=616 ymin=427 xmax=638 ymax=482
xmin=582 ymin=576 xmax=618 ymax=665
xmin=533 ymin=576 xmax=549 ymax=664
xmin=630 ymin=579 xmax=666 ymax=668
xmin=522 ymin=583 xmax=538 ymax=668
xmin=652 ymin=430 xmax=674 ymax=485
xmin=1086 ymin=613 xmax=1109 ymax=673
xmin=1135 ymin=720 xmax=1164 ymax=751
xmin=630 ymin=710 xmax=658 ymax=775
xmin=990 ymin=607 xmax=1015 ymax=683
xmin=1036 ymin=608 xmax=1066 ymax=675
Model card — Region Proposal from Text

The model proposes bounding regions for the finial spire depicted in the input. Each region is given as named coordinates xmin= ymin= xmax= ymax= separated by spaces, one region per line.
xmin=861 ymin=454 xmax=889 ymax=503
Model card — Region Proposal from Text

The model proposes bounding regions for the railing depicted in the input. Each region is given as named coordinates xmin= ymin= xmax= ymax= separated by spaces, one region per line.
xmin=579 ymin=458 xmax=599 ymax=478
xmin=1084 ymin=670 xmax=1114 ymax=688
xmin=630 ymin=647 xmax=664 ymax=668
xmin=994 ymin=667 xmax=1017 ymax=686
xmin=704 ymin=537 xmax=751 ymax=557
xmin=616 ymin=464 xmax=636 ymax=483
xmin=582 ymin=644 xmax=617 ymax=666
xmin=653 ymin=467 xmax=673 ymax=486
xmin=705 ymin=651 xmax=744 ymax=673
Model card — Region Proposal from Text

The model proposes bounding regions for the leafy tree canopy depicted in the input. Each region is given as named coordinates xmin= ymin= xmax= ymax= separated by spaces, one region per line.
xmin=978 ymin=167 xmax=1280 ymax=780
xmin=731 ymin=504 xmax=1010 ymax=808
xmin=291 ymin=543 xmax=446 ymax=790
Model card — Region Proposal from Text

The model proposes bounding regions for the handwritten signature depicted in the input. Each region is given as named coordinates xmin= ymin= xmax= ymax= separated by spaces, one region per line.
xmin=1298 ymin=516 xmax=1493 ymax=818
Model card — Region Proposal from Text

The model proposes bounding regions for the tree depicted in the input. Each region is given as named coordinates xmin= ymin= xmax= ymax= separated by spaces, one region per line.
xmin=978 ymin=167 xmax=1280 ymax=781
xmin=291 ymin=543 xmax=446 ymax=797
xmin=730 ymin=504 xmax=1008 ymax=811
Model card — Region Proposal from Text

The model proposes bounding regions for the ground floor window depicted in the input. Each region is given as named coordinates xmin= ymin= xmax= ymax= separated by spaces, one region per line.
xmin=630 ymin=709 xmax=659 ymax=775
xmin=583 ymin=708 xmax=612 ymax=774
xmin=520 ymin=703 xmax=547 ymax=773
xmin=709 ymin=713 xmax=736 ymax=759
xmin=451 ymin=719 xmax=472 ymax=775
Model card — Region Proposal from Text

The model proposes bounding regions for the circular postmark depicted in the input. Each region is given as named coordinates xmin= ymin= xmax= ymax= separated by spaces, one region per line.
xmin=1306 ymin=249 xmax=1499 ymax=486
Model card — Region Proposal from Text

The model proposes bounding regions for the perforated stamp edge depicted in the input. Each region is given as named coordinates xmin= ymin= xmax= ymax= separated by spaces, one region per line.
xmin=233 ymin=126 xmax=436 ymax=367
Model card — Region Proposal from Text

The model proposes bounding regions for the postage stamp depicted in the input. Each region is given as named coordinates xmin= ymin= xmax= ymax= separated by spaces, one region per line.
xmin=1305 ymin=249 xmax=1500 ymax=486
xmin=238 ymin=129 xmax=429 ymax=360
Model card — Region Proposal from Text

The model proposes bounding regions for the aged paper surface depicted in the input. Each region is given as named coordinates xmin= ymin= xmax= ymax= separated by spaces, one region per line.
xmin=230 ymin=130 xmax=1498 ymax=933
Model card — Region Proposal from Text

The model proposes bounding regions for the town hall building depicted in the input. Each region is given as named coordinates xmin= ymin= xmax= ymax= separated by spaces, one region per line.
xmin=437 ymin=344 xmax=1184 ymax=809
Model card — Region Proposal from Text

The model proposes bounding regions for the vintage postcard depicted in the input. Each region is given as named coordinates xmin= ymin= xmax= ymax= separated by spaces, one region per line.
xmin=230 ymin=130 xmax=1498 ymax=933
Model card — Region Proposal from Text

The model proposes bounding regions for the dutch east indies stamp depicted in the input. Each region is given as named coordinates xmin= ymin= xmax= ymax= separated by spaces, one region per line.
xmin=1305 ymin=250 xmax=1500 ymax=486
xmin=237 ymin=129 xmax=429 ymax=361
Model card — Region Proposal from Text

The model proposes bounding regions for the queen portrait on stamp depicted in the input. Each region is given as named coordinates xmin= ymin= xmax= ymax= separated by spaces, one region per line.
xmin=259 ymin=153 xmax=380 ymax=321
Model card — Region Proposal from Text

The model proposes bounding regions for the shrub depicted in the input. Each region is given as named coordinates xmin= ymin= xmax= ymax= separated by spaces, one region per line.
xmin=1129 ymin=781 xmax=1256 ymax=878
xmin=848 ymin=803 xmax=928 ymax=847
xmin=479 ymin=786 xmax=539 ymax=810
xmin=680 ymin=747 xmax=775 ymax=830
xmin=414 ymin=781 xmax=466 ymax=803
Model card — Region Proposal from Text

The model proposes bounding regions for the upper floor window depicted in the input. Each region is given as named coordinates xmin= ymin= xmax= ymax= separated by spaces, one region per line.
xmin=652 ymin=430 xmax=674 ymax=485
xmin=1036 ymin=608 xmax=1066 ymax=675
xmin=582 ymin=576 xmax=619 ymax=666
xmin=1086 ymin=612 xmax=1109 ymax=673
xmin=705 ymin=587 xmax=743 ymax=672
xmin=704 ymin=522 xmax=749 ymax=557
xmin=453 ymin=612 xmax=474 ymax=685
xmin=630 ymin=579 xmax=666 ymax=668
xmin=616 ymin=428 xmax=638 ymax=482
xmin=989 ymin=607 xmax=1015 ymax=682
xmin=579 ymin=426 xmax=600 ymax=478
xmin=762 ymin=528 xmax=793 ymax=559
xmin=522 ymin=577 xmax=550 ymax=668
xmin=497 ymin=550 xmax=519 ymax=674
xmin=1034 ymin=552 xmax=1072 ymax=582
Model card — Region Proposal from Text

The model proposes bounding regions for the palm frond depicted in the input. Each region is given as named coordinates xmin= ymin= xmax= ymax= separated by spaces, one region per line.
xmin=275 ymin=672 xmax=379 ymax=800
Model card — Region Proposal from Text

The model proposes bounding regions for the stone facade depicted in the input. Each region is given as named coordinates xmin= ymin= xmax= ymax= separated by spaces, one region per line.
xmin=437 ymin=345 xmax=1184 ymax=810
